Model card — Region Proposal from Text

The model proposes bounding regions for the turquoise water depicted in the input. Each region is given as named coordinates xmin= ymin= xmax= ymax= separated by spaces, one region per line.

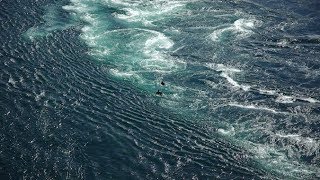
xmin=1 ymin=0 xmax=320 ymax=179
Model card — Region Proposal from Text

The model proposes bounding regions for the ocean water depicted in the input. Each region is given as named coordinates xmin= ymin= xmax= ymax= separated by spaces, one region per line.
xmin=1 ymin=0 xmax=320 ymax=179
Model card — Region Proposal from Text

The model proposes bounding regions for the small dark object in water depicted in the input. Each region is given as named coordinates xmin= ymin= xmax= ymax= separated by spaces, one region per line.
xmin=161 ymin=81 xmax=165 ymax=86
xmin=156 ymin=90 xmax=163 ymax=96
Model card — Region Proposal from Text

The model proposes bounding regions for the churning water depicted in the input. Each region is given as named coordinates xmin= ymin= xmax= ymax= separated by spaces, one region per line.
xmin=1 ymin=0 xmax=320 ymax=179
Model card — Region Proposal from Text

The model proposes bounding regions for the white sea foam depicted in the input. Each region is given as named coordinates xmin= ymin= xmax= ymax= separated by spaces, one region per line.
xmin=145 ymin=31 xmax=174 ymax=50
xmin=116 ymin=8 xmax=141 ymax=20
xmin=114 ymin=1 xmax=186 ymax=25
xmin=218 ymin=126 xmax=235 ymax=136
xmin=206 ymin=63 xmax=241 ymax=73
xmin=207 ymin=63 xmax=318 ymax=104
xmin=206 ymin=63 xmax=250 ymax=91
xmin=62 ymin=3 xmax=92 ymax=13
xmin=109 ymin=0 xmax=135 ymax=6
xmin=140 ymin=30 xmax=185 ymax=73
xmin=210 ymin=28 xmax=229 ymax=42
xmin=81 ymin=26 xmax=91 ymax=32
xmin=299 ymin=97 xmax=319 ymax=103
xmin=35 ymin=91 xmax=46 ymax=102
xmin=221 ymin=73 xmax=251 ymax=91
xmin=91 ymin=48 xmax=110 ymax=56
xmin=258 ymin=89 xmax=277 ymax=96
xmin=257 ymin=87 xmax=319 ymax=104
xmin=228 ymin=103 xmax=281 ymax=114
xmin=82 ymin=13 xmax=98 ymax=25
xmin=275 ymin=133 xmax=301 ymax=140
xmin=138 ymin=56 xmax=181 ymax=73
xmin=210 ymin=18 xmax=261 ymax=42
xmin=275 ymin=95 xmax=296 ymax=103
xmin=277 ymin=39 xmax=289 ymax=48
xmin=8 ymin=77 xmax=16 ymax=86
xmin=234 ymin=18 xmax=255 ymax=32
xmin=109 ymin=68 xmax=134 ymax=78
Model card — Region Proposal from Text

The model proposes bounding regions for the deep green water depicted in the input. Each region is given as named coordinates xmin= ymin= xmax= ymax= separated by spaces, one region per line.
xmin=1 ymin=0 xmax=320 ymax=179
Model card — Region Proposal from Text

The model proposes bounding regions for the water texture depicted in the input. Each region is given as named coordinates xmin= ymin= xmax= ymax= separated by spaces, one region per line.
xmin=1 ymin=0 xmax=320 ymax=179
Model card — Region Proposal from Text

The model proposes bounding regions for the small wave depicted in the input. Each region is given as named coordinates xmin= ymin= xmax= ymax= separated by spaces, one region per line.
xmin=299 ymin=97 xmax=319 ymax=103
xmin=277 ymin=39 xmax=290 ymax=48
xmin=35 ymin=91 xmax=46 ymax=102
xmin=258 ymin=89 xmax=277 ymax=96
xmin=145 ymin=31 xmax=174 ymax=50
xmin=234 ymin=19 xmax=256 ymax=31
xmin=275 ymin=95 xmax=296 ymax=104
xmin=228 ymin=103 xmax=283 ymax=114
xmin=8 ymin=76 xmax=17 ymax=86
xmin=206 ymin=63 xmax=241 ymax=73
xmin=210 ymin=27 xmax=230 ymax=42
xmin=210 ymin=18 xmax=261 ymax=42
xmin=206 ymin=63 xmax=250 ymax=91
xmin=258 ymin=89 xmax=319 ymax=104
xmin=221 ymin=73 xmax=251 ymax=91
xmin=218 ymin=126 xmax=235 ymax=136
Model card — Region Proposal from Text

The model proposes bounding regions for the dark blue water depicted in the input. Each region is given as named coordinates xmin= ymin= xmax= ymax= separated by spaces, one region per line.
xmin=1 ymin=0 xmax=320 ymax=179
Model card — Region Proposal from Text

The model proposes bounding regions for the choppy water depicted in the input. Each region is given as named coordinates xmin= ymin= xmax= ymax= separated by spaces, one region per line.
xmin=1 ymin=0 xmax=320 ymax=179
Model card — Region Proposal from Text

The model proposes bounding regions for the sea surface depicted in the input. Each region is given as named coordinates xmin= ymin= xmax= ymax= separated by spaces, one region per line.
xmin=1 ymin=0 xmax=320 ymax=179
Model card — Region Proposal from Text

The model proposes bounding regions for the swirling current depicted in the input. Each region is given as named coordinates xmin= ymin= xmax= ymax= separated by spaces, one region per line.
xmin=1 ymin=0 xmax=320 ymax=179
